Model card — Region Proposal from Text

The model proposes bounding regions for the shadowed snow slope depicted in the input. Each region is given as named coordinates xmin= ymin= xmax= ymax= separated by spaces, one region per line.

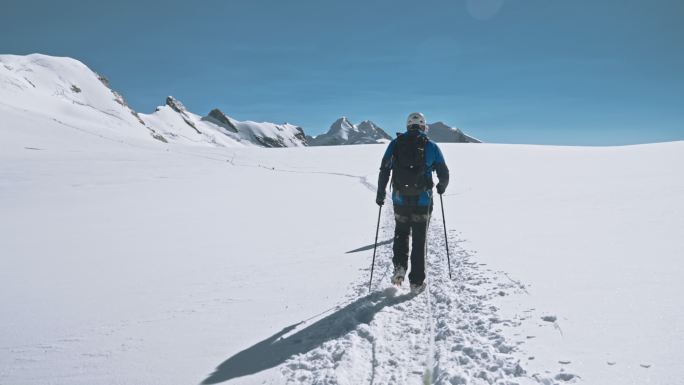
xmin=427 ymin=121 xmax=481 ymax=143
xmin=1 ymin=88 xmax=683 ymax=384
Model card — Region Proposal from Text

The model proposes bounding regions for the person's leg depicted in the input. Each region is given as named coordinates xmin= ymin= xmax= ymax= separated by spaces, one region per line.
xmin=408 ymin=213 xmax=429 ymax=285
xmin=392 ymin=215 xmax=411 ymax=270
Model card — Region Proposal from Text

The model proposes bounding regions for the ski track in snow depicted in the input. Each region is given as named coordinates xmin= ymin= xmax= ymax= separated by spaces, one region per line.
xmin=280 ymin=203 xmax=570 ymax=385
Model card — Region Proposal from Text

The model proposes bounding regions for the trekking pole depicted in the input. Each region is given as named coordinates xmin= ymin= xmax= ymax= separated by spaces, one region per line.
xmin=369 ymin=205 xmax=382 ymax=293
xmin=439 ymin=194 xmax=452 ymax=279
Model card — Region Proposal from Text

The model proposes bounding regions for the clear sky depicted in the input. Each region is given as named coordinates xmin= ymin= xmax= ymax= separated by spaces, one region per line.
xmin=2 ymin=0 xmax=682 ymax=145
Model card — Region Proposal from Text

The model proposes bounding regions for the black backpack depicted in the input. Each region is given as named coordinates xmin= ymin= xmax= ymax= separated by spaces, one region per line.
xmin=392 ymin=133 xmax=431 ymax=195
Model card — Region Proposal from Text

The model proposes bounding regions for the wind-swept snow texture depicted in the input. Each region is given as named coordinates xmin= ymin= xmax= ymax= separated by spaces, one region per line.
xmin=2 ymin=88 xmax=683 ymax=384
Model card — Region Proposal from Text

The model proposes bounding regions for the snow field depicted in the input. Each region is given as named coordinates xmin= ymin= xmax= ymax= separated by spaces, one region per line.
xmin=443 ymin=142 xmax=684 ymax=385
xmin=0 ymin=141 xmax=376 ymax=385
xmin=1 ymin=118 xmax=682 ymax=385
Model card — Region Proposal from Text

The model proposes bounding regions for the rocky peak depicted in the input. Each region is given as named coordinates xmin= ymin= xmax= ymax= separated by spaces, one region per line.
xmin=308 ymin=117 xmax=391 ymax=146
xmin=357 ymin=120 xmax=391 ymax=140
xmin=330 ymin=116 xmax=354 ymax=130
xmin=161 ymin=96 xmax=200 ymax=134
xmin=206 ymin=108 xmax=239 ymax=133
xmin=165 ymin=96 xmax=187 ymax=113
xmin=427 ymin=121 xmax=481 ymax=143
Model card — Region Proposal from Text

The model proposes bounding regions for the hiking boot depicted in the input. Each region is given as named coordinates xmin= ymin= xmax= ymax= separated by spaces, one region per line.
xmin=391 ymin=265 xmax=406 ymax=286
xmin=410 ymin=282 xmax=426 ymax=294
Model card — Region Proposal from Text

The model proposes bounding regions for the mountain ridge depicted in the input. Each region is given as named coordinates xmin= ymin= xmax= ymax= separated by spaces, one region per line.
xmin=0 ymin=53 xmax=480 ymax=148
xmin=308 ymin=117 xmax=392 ymax=146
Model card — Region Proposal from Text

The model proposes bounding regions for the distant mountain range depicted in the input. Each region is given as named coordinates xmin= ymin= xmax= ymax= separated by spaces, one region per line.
xmin=0 ymin=54 xmax=480 ymax=148
xmin=307 ymin=117 xmax=392 ymax=146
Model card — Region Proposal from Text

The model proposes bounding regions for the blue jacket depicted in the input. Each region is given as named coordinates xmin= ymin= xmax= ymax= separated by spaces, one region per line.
xmin=378 ymin=130 xmax=449 ymax=206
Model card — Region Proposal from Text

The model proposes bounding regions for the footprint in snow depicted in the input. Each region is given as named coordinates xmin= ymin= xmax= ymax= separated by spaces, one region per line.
xmin=554 ymin=372 xmax=579 ymax=382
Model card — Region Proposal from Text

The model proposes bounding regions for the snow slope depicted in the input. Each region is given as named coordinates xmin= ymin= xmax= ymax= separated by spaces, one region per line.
xmin=0 ymin=53 xmax=165 ymax=144
xmin=308 ymin=117 xmax=391 ymax=145
xmin=1 ymin=103 xmax=683 ymax=384
xmin=0 ymin=54 xmax=307 ymax=149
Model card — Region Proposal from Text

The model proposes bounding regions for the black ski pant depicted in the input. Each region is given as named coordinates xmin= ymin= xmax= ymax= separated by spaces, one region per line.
xmin=392 ymin=204 xmax=432 ymax=285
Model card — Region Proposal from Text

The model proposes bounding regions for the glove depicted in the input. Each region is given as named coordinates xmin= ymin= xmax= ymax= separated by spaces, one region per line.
xmin=436 ymin=183 xmax=446 ymax=195
xmin=376 ymin=192 xmax=386 ymax=206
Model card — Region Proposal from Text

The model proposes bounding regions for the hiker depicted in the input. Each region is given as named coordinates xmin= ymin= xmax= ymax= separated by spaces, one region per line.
xmin=376 ymin=112 xmax=449 ymax=292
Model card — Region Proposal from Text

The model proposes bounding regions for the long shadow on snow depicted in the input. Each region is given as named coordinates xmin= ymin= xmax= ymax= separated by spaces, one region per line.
xmin=201 ymin=288 xmax=413 ymax=384
xmin=345 ymin=238 xmax=393 ymax=253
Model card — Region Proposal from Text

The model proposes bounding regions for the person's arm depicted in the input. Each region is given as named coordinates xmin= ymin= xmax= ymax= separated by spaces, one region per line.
xmin=376 ymin=141 xmax=395 ymax=205
xmin=433 ymin=144 xmax=449 ymax=194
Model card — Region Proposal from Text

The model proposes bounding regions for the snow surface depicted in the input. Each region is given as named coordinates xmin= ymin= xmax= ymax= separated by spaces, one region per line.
xmin=2 ymin=104 xmax=682 ymax=385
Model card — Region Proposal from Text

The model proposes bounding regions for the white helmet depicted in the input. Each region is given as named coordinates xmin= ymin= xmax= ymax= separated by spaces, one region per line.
xmin=406 ymin=112 xmax=427 ymax=130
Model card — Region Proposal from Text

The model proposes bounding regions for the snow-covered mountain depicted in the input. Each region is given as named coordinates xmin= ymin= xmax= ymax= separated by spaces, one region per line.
xmin=140 ymin=96 xmax=308 ymax=148
xmin=427 ymin=121 xmax=481 ymax=143
xmin=0 ymin=54 xmax=307 ymax=148
xmin=1 ymin=53 xmax=481 ymax=150
xmin=308 ymin=117 xmax=391 ymax=146
xmin=0 ymin=53 xmax=166 ymax=144
xmin=308 ymin=117 xmax=480 ymax=145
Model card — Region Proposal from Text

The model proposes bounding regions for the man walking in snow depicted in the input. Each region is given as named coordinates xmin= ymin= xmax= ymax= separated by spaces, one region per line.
xmin=376 ymin=112 xmax=449 ymax=292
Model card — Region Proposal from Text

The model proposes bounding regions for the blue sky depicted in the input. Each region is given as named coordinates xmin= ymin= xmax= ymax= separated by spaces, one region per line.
xmin=2 ymin=0 xmax=682 ymax=145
